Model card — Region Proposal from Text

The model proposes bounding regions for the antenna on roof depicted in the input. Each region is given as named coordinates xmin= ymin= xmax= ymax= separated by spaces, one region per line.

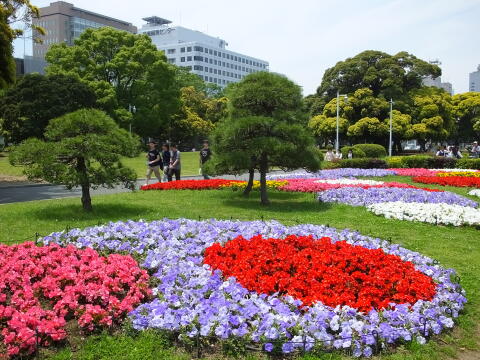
xmin=142 ymin=16 xmax=172 ymax=26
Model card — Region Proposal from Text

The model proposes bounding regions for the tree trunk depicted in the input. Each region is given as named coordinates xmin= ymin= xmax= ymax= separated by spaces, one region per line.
xmin=77 ymin=157 xmax=92 ymax=211
xmin=259 ymin=153 xmax=269 ymax=205
xmin=243 ymin=168 xmax=255 ymax=197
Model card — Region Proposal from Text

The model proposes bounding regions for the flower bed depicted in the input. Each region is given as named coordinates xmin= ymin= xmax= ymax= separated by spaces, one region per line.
xmin=140 ymin=179 xmax=243 ymax=191
xmin=388 ymin=168 xmax=439 ymax=177
xmin=42 ymin=219 xmax=466 ymax=357
xmin=268 ymin=168 xmax=395 ymax=180
xmin=221 ymin=180 xmax=288 ymax=191
xmin=436 ymin=171 xmax=480 ymax=178
xmin=318 ymin=187 xmax=476 ymax=208
xmin=204 ymin=234 xmax=436 ymax=312
xmin=413 ymin=176 xmax=480 ymax=188
xmin=367 ymin=202 xmax=480 ymax=226
xmin=469 ymin=189 xmax=480 ymax=198
xmin=0 ymin=242 xmax=150 ymax=357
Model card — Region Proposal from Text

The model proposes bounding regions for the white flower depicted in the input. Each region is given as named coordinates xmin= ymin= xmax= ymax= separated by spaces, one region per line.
xmin=468 ymin=189 xmax=480 ymax=198
xmin=314 ymin=179 xmax=384 ymax=186
xmin=366 ymin=201 xmax=480 ymax=226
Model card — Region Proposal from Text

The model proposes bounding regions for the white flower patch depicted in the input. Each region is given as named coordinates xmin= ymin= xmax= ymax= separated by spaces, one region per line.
xmin=314 ymin=179 xmax=384 ymax=186
xmin=366 ymin=201 xmax=480 ymax=226
xmin=468 ymin=189 xmax=480 ymax=198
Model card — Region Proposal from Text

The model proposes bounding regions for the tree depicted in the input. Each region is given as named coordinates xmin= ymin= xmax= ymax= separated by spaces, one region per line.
xmin=452 ymin=92 xmax=480 ymax=140
xmin=45 ymin=27 xmax=179 ymax=137
xmin=209 ymin=72 xmax=321 ymax=204
xmin=317 ymin=50 xmax=440 ymax=102
xmin=10 ymin=109 xmax=139 ymax=211
xmin=347 ymin=117 xmax=388 ymax=143
xmin=0 ymin=73 xmax=97 ymax=143
xmin=382 ymin=110 xmax=413 ymax=152
xmin=308 ymin=114 xmax=349 ymax=146
xmin=0 ymin=0 xmax=44 ymax=88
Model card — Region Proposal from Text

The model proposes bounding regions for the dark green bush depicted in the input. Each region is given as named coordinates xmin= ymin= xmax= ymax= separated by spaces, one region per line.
xmin=338 ymin=158 xmax=388 ymax=169
xmin=352 ymin=144 xmax=387 ymax=158
xmin=401 ymin=155 xmax=431 ymax=168
xmin=456 ymin=158 xmax=480 ymax=170
xmin=340 ymin=146 xmax=366 ymax=158
xmin=426 ymin=156 xmax=457 ymax=169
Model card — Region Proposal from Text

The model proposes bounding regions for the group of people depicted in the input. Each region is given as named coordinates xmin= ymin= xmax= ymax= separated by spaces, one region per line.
xmin=145 ymin=140 xmax=212 ymax=185
xmin=435 ymin=145 xmax=464 ymax=159
xmin=324 ymin=148 xmax=354 ymax=162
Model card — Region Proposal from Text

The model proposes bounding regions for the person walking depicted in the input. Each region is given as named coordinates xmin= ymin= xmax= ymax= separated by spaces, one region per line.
xmin=472 ymin=141 xmax=480 ymax=158
xmin=199 ymin=140 xmax=212 ymax=179
xmin=161 ymin=143 xmax=172 ymax=182
xmin=347 ymin=149 xmax=354 ymax=159
xmin=145 ymin=141 xmax=162 ymax=186
xmin=436 ymin=145 xmax=448 ymax=157
xmin=169 ymin=144 xmax=181 ymax=181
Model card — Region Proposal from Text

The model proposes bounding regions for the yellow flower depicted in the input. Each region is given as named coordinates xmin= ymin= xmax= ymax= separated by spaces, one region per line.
xmin=437 ymin=171 xmax=480 ymax=178
xmin=221 ymin=180 xmax=288 ymax=190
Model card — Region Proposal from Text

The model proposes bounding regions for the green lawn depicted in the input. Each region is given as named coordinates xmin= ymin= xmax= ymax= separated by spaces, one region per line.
xmin=0 ymin=151 xmax=201 ymax=180
xmin=0 ymin=178 xmax=479 ymax=359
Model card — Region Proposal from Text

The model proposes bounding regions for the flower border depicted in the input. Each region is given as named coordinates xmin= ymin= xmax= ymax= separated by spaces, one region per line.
xmin=42 ymin=219 xmax=466 ymax=357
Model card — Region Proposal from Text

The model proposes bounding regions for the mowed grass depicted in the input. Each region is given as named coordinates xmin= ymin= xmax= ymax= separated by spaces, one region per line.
xmin=0 ymin=151 xmax=201 ymax=179
xmin=0 ymin=181 xmax=479 ymax=359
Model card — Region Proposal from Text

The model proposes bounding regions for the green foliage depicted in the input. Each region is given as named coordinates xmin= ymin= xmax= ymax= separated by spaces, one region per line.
xmin=45 ymin=27 xmax=179 ymax=137
xmin=9 ymin=109 xmax=139 ymax=210
xmin=425 ymin=156 xmax=457 ymax=169
xmin=308 ymin=114 xmax=348 ymax=143
xmin=0 ymin=73 xmax=97 ymax=143
xmin=340 ymin=146 xmax=366 ymax=158
xmin=452 ymin=92 xmax=480 ymax=140
xmin=0 ymin=0 xmax=44 ymax=88
xmin=386 ymin=156 xmax=405 ymax=168
xmin=317 ymin=50 xmax=440 ymax=100
xmin=352 ymin=143 xmax=387 ymax=158
xmin=210 ymin=72 xmax=321 ymax=204
xmin=455 ymin=158 xmax=480 ymax=170
xmin=401 ymin=155 xmax=431 ymax=168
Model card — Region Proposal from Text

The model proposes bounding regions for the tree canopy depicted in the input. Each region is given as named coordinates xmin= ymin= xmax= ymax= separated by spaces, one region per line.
xmin=45 ymin=27 xmax=179 ymax=137
xmin=0 ymin=73 xmax=97 ymax=143
xmin=209 ymin=72 xmax=321 ymax=204
xmin=10 ymin=109 xmax=139 ymax=211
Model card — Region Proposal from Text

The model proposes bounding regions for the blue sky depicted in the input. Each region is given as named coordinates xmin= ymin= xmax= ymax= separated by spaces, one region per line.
xmin=13 ymin=0 xmax=480 ymax=95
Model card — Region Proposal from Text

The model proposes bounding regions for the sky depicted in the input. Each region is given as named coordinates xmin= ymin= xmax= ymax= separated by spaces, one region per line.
xmin=13 ymin=0 xmax=480 ymax=95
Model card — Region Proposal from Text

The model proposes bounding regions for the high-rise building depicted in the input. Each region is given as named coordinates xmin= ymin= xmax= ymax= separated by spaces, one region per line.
xmin=32 ymin=1 xmax=136 ymax=59
xmin=422 ymin=60 xmax=454 ymax=95
xmin=139 ymin=16 xmax=269 ymax=87
xmin=469 ymin=65 xmax=480 ymax=92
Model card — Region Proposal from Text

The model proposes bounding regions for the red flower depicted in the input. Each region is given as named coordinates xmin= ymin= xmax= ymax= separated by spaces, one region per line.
xmin=413 ymin=176 xmax=480 ymax=188
xmin=204 ymin=235 xmax=436 ymax=312
xmin=140 ymin=179 xmax=244 ymax=191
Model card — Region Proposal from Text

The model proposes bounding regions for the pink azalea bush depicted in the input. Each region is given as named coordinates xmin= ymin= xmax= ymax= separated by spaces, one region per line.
xmin=0 ymin=242 xmax=151 ymax=357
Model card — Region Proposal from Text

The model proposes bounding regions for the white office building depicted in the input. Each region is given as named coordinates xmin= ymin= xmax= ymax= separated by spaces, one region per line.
xmin=422 ymin=60 xmax=454 ymax=95
xmin=139 ymin=17 xmax=269 ymax=87
xmin=469 ymin=65 xmax=480 ymax=92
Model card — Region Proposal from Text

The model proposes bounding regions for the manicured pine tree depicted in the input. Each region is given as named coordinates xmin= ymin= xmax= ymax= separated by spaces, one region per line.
xmin=208 ymin=72 xmax=322 ymax=204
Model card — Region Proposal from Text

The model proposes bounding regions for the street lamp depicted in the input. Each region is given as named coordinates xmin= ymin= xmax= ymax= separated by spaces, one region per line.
xmin=336 ymin=91 xmax=348 ymax=153
xmin=389 ymin=99 xmax=394 ymax=157
xmin=128 ymin=104 xmax=136 ymax=134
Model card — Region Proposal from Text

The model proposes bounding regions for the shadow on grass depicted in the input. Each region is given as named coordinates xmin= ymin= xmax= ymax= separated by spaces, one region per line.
xmin=221 ymin=191 xmax=332 ymax=214
xmin=26 ymin=202 xmax=152 ymax=222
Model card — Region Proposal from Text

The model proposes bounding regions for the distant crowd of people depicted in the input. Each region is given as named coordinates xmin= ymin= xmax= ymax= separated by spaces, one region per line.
xmin=145 ymin=140 xmax=211 ymax=185
xmin=324 ymin=149 xmax=353 ymax=162
xmin=435 ymin=141 xmax=480 ymax=159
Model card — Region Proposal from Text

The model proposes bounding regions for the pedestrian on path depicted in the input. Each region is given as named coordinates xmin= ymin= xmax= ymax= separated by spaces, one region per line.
xmin=199 ymin=140 xmax=212 ymax=179
xmin=145 ymin=141 xmax=162 ymax=185
xmin=169 ymin=144 xmax=181 ymax=181
xmin=161 ymin=144 xmax=172 ymax=182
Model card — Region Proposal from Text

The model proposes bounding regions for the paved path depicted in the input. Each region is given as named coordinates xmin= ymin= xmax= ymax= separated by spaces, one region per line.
xmin=0 ymin=173 xmax=259 ymax=204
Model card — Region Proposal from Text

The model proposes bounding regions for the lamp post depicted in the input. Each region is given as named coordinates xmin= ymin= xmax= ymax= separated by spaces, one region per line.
xmin=336 ymin=91 xmax=348 ymax=153
xmin=389 ymin=98 xmax=394 ymax=157
xmin=128 ymin=104 xmax=136 ymax=134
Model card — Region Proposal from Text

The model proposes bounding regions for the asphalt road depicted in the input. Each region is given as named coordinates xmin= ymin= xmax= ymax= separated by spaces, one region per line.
xmin=0 ymin=173 xmax=257 ymax=204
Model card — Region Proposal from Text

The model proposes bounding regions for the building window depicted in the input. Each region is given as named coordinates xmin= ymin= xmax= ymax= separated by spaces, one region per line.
xmin=194 ymin=65 xmax=203 ymax=71
xmin=214 ymin=69 xmax=217 ymax=74
xmin=210 ymin=68 xmax=213 ymax=73
xmin=214 ymin=60 xmax=217 ymax=65
xmin=167 ymin=49 xmax=175 ymax=54
xmin=209 ymin=49 xmax=213 ymax=54
xmin=194 ymin=46 xmax=203 ymax=51
xmin=209 ymin=59 xmax=213 ymax=64
xmin=187 ymin=46 xmax=192 ymax=52
xmin=187 ymin=56 xmax=192 ymax=61
xmin=168 ymin=58 xmax=176 ymax=63
xmin=205 ymin=67 xmax=209 ymax=72
xmin=180 ymin=57 xmax=185 ymax=62
xmin=194 ymin=56 xmax=203 ymax=61
xmin=180 ymin=47 xmax=185 ymax=53
xmin=209 ymin=77 xmax=213 ymax=82
xmin=222 ymin=62 xmax=225 ymax=67
xmin=214 ymin=50 xmax=217 ymax=56
xmin=185 ymin=66 xmax=192 ymax=70
xmin=204 ymin=48 xmax=209 ymax=53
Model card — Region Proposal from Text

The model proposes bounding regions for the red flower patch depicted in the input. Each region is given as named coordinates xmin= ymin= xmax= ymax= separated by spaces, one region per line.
xmin=140 ymin=179 xmax=243 ymax=191
xmin=413 ymin=176 xmax=480 ymax=188
xmin=204 ymin=235 xmax=436 ymax=312
xmin=0 ymin=243 xmax=151 ymax=357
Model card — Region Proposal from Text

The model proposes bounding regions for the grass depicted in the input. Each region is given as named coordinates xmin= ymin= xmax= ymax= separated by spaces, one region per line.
xmin=0 ymin=151 xmax=201 ymax=180
xmin=0 ymin=180 xmax=479 ymax=359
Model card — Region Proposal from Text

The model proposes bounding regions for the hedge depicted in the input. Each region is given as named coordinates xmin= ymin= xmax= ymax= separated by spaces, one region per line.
xmin=340 ymin=146 xmax=366 ymax=158
xmin=352 ymin=144 xmax=387 ymax=158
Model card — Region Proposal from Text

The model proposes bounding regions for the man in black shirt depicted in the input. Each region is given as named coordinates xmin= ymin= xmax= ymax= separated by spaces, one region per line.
xmin=199 ymin=140 xmax=212 ymax=179
xmin=145 ymin=141 xmax=162 ymax=185
xmin=161 ymin=143 xmax=172 ymax=182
